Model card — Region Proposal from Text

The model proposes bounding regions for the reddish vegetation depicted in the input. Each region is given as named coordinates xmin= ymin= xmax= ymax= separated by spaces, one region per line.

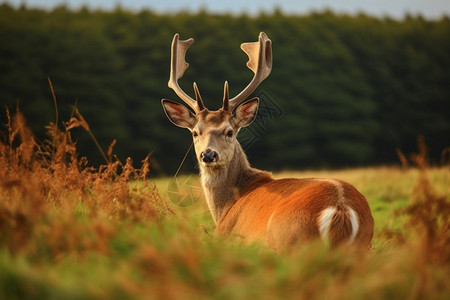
xmin=0 ymin=108 xmax=170 ymax=258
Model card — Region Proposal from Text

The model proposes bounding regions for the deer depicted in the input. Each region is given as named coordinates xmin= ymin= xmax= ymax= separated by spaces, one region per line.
xmin=161 ymin=32 xmax=374 ymax=251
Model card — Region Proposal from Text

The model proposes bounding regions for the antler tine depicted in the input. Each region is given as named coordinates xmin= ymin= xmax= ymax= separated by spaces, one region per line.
xmin=227 ymin=32 xmax=273 ymax=112
xmin=222 ymin=81 xmax=229 ymax=111
xmin=193 ymin=82 xmax=205 ymax=111
xmin=168 ymin=33 xmax=203 ymax=113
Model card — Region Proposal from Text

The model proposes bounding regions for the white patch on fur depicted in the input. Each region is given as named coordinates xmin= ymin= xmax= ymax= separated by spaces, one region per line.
xmin=318 ymin=206 xmax=360 ymax=245
xmin=318 ymin=207 xmax=337 ymax=243
xmin=347 ymin=207 xmax=359 ymax=243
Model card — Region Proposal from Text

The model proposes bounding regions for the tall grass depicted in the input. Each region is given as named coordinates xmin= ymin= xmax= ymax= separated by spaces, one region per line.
xmin=0 ymin=106 xmax=171 ymax=255
xmin=0 ymin=106 xmax=449 ymax=299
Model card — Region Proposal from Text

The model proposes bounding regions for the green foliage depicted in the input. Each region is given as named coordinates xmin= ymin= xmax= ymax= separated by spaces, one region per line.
xmin=1 ymin=4 xmax=449 ymax=172
xmin=1 ymin=166 xmax=450 ymax=299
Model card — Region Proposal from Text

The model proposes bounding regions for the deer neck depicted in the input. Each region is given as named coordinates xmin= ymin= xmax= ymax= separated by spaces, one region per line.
xmin=199 ymin=144 xmax=272 ymax=224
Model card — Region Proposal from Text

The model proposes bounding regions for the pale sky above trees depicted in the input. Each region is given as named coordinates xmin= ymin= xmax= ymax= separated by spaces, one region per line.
xmin=7 ymin=0 xmax=450 ymax=19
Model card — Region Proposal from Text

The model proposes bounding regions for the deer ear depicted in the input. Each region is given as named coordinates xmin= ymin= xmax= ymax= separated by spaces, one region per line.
xmin=161 ymin=99 xmax=197 ymax=129
xmin=233 ymin=97 xmax=259 ymax=128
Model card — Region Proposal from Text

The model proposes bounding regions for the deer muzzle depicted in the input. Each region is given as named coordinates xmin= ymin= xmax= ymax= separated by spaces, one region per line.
xmin=201 ymin=150 xmax=218 ymax=163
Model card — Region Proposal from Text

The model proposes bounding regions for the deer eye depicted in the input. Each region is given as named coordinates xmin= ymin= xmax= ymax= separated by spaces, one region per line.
xmin=192 ymin=131 xmax=198 ymax=138
xmin=226 ymin=130 xmax=234 ymax=138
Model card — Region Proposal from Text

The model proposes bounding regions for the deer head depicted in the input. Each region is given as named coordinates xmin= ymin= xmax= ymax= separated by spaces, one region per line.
xmin=161 ymin=32 xmax=272 ymax=169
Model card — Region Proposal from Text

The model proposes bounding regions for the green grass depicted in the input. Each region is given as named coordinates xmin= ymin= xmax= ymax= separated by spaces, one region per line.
xmin=2 ymin=166 xmax=450 ymax=299
xmin=1 ymin=110 xmax=449 ymax=299
xmin=155 ymin=167 xmax=449 ymax=244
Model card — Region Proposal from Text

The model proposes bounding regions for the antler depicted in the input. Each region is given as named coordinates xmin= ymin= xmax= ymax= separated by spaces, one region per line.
xmin=168 ymin=33 xmax=205 ymax=113
xmin=225 ymin=32 xmax=272 ymax=112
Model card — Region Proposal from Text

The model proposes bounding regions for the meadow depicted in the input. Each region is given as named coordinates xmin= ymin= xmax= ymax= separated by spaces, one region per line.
xmin=0 ymin=108 xmax=449 ymax=299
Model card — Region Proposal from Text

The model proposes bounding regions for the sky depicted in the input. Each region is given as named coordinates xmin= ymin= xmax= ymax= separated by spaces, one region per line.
xmin=5 ymin=0 xmax=450 ymax=19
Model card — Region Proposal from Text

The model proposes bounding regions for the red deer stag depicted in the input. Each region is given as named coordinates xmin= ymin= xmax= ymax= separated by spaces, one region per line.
xmin=161 ymin=32 xmax=374 ymax=250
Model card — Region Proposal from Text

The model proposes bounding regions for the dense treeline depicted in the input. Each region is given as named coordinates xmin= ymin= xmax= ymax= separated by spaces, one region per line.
xmin=1 ymin=4 xmax=449 ymax=174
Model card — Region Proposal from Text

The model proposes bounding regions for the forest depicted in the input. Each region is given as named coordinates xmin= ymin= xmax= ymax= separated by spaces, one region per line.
xmin=1 ymin=3 xmax=449 ymax=174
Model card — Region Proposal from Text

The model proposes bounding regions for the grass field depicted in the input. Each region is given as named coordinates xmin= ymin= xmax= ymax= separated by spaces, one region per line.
xmin=1 ymin=110 xmax=449 ymax=299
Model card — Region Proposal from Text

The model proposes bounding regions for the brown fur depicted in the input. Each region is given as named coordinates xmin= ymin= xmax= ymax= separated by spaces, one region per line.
xmin=215 ymin=170 xmax=374 ymax=250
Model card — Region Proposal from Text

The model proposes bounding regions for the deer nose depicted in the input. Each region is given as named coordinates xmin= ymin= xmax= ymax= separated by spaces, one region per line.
xmin=201 ymin=150 xmax=218 ymax=163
